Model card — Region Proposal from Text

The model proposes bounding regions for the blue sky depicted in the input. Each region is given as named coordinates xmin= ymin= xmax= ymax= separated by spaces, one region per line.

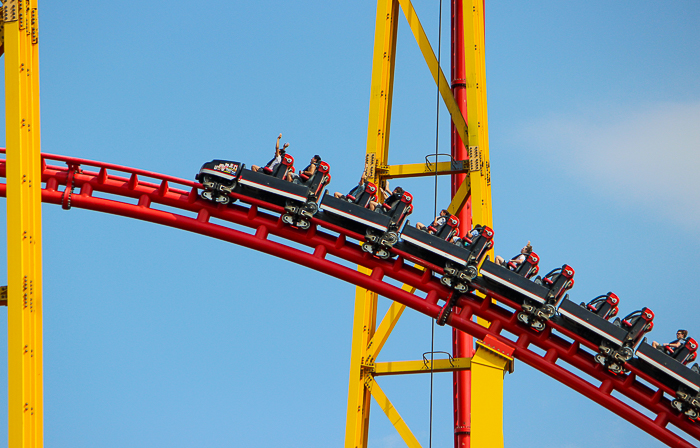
xmin=1 ymin=1 xmax=699 ymax=447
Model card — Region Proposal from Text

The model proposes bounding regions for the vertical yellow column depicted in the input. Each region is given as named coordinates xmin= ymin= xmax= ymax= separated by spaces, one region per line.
xmin=470 ymin=338 xmax=513 ymax=448
xmin=462 ymin=0 xmax=492 ymax=231
xmin=345 ymin=1 xmax=398 ymax=446
xmin=4 ymin=1 xmax=44 ymax=447
xmin=345 ymin=277 xmax=378 ymax=448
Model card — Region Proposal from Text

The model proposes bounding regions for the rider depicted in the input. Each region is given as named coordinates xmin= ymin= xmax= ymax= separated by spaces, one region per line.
xmin=416 ymin=209 xmax=449 ymax=233
xmin=335 ymin=173 xmax=368 ymax=200
xmin=287 ymin=154 xmax=321 ymax=183
xmin=370 ymin=184 xmax=403 ymax=212
xmin=495 ymin=242 xmax=533 ymax=268
xmin=251 ymin=133 xmax=289 ymax=173
xmin=652 ymin=329 xmax=688 ymax=353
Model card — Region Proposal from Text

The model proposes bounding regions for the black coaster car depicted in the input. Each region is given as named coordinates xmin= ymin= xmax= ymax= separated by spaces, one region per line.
xmin=558 ymin=297 xmax=653 ymax=374
xmin=236 ymin=158 xmax=331 ymax=229
xmin=318 ymin=189 xmax=413 ymax=259
xmin=479 ymin=262 xmax=574 ymax=332
xmin=196 ymin=160 xmax=245 ymax=204
xmin=399 ymin=224 xmax=493 ymax=294
xmin=632 ymin=337 xmax=700 ymax=419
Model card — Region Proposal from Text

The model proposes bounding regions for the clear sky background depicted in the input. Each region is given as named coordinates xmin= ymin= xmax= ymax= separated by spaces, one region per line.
xmin=0 ymin=1 xmax=699 ymax=447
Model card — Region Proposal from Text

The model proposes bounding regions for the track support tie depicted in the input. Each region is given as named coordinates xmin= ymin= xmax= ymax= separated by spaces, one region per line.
xmin=128 ymin=173 xmax=139 ymax=190
xmin=61 ymin=163 xmax=80 ymax=210
xmin=158 ymin=180 xmax=169 ymax=197
xmin=97 ymin=167 xmax=108 ymax=184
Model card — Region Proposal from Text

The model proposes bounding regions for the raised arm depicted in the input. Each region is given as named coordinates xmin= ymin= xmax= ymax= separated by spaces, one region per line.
xmin=275 ymin=133 xmax=289 ymax=157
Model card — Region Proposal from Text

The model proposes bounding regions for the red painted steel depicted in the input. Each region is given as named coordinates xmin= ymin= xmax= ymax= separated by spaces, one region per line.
xmin=0 ymin=150 xmax=698 ymax=447
xmin=451 ymin=1 xmax=472 ymax=446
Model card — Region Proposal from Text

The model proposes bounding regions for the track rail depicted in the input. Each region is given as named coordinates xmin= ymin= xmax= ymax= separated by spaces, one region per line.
xmin=0 ymin=150 xmax=697 ymax=447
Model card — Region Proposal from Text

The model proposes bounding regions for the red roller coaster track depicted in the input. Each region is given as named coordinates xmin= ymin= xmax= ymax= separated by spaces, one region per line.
xmin=0 ymin=149 xmax=697 ymax=448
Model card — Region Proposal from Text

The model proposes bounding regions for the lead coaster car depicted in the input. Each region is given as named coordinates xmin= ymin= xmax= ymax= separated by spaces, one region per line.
xmin=237 ymin=159 xmax=331 ymax=230
xmin=196 ymin=159 xmax=246 ymax=204
xmin=318 ymin=189 xmax=412 ymax=259
xmin=631 ymin=338 xmax=700 ymax=420
xmin=478 ymin=261 xmax=574 ymax=332
xmin=555 ymin=295 xmax=653 ymax=374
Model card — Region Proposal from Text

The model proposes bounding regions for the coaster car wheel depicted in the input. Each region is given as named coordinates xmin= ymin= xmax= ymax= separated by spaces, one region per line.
xmin=541 ymin=304 xmax=556 ymax=319
xmin=383 ymin=231 xmax=399 ymax=245
xmin=608 ymin=363 xmax=623 ymax=375
xmin=444 ymin=266 xmax=457 ymax=276
xmin=361 ymin=243 xmax=375 ymax=254
xmin=200 ymin=174 xmax=213 ymax=187
xmin=454 ymin=283 xmax=468 ymax=293
xmin=365 ymin=232 xmax=379 ymax=243
xmin=685 ymin=408 xmax=699 ymax=419
xmin=201 ymin=191 xmax=214 ymax=201
xmin=297 ymin=219 xmax=311 ymax=230
xmin=375 ymin=248 xmax=390 ymax=259
xmin=531 ymin=320 xmax=546 ymax=332
xmin=218 ymin=181 xmax=235 ymax=193
xmin=282 ymin=214 xmax=295 ymax=226
xmin=440 ymin=276 xmax=452 ymax=288
xmin=216 ymin=195 xmax=230 ymax=205
xmin=301 ymin=202 xmax=318 ymax=218
xmin=594 ymin=354 xmax=607 ymax=366
xmin=618 ymin=347 xmax=634 ymax=362
xmin=516 ymin=312 xmax=530 ymax=326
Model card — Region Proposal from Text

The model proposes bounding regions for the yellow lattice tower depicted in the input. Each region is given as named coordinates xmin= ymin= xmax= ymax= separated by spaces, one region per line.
xmin=344 ymin=1 xmax=508 ymax=447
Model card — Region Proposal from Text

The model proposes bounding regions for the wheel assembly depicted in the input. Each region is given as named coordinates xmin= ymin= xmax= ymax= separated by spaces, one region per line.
xmin=454 ymin=283 xmax=467 ymax=293
xmin=531 ymin=320 xmax=545 ymax=332
xmin=282 ymin=214 xmax=295 ymax=225
xmin=384 ymin=231 xmax=398 ymax=245
xmin=376 ymin=249 xmax=390 ymax=259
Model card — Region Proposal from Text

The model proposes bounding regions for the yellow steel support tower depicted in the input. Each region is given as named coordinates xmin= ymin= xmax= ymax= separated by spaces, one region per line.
xmin=469 ymin=337 xmax=514 ymax=448
xmin=2 ymin=1 xmax=45 ymax=447
xmin=345 ymin=1 xmax=506 ymax=447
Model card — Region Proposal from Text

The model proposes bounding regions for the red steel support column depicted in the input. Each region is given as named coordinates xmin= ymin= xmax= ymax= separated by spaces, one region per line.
xmin=451 ymin=1 xmax=472 ymax=447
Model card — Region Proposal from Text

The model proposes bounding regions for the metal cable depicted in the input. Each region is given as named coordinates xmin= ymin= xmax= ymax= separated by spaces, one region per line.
xmin=429 ymin=1 xmax=443 ymax=447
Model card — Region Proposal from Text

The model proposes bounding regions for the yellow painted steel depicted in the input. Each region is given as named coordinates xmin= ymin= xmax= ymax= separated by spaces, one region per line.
xmin=365 ymin=299 xmax=405 ymax=365
xmin=363 ymin=0 xmax=398 ymax=186
xmin=378 ymin=160 xmax=469 ymax=179
xmin=3 ymin=1 xmax=45 ymax=447
xmin=374 ymin=357 xmax=472 ymax=376
xmin=345 ymin=269 xmax=378 ymax=448
xmin=461 ymin=0 xmax=492 ymax=231
xmin=346 ymin=0 xmax=399 ymax=446
xmin=446 ymin=175 xmax=471 ymax=216
xmin=396 ymin=0 xmax=469 ymax=153
xmin=347 ymin=0 xmax=502 ymax=446
xmin=365 ymin=376 xmax=422 ymax=448
xmin=470 ymin=341 xmax=513 ymax=448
